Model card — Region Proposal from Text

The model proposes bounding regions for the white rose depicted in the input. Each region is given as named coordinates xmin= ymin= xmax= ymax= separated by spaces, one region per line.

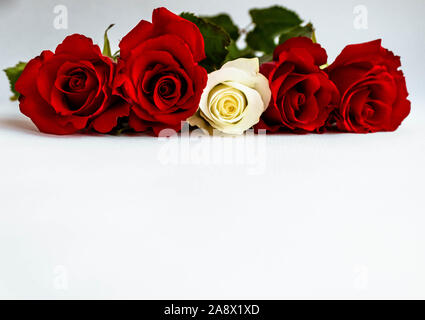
xmin=188 ymin=58 xmax=271 ymax=135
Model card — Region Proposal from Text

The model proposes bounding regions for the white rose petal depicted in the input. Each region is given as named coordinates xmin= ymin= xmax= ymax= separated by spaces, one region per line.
xmin=188 ymin=58 xmax=271 ymax=135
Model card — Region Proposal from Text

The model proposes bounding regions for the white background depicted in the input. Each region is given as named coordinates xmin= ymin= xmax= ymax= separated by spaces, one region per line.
xmin=0 ymin=0 xmax=424 ymax=299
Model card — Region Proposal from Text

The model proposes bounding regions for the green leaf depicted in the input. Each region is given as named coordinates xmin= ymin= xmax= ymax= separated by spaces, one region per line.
xmin=246 ymin=28 xmax=276 ymax=55
xmin=3 ymin=61 xmax=27 ymax=101
xmin=246 ymin=5 xmax=304 ymax=54
xmin=102 ymin=24 xmax=115 ymax=58
xmin=108 ymin=117 xmax=131 ymax=135
xmin=225 ymin=41 xmax=255 ymax=62
xmin=180 ymin=12 xmax=231 ymax=72
xmin=278 ymin=23 xmax=315 ymax=44
xmin=250 ymin=6 xmax=302 ymax=26
xmin=199 ymin=14 xmax=254 ymax=63
xmin=258 ymin=54 xmax=273 ymax=64
xmin=202 ymin=14 xmax=240 ymax=41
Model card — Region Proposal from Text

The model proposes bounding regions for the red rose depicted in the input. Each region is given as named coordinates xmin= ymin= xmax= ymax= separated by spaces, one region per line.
xmin=256 ymin=37 xmax=339 ymax=132
xmin=326 ymin=40 xmax=410 ymax=133
xmin=114 ymin=7 xmax=208 ymax=136
xmin=15 ymin=34 xmax=128 ymax=135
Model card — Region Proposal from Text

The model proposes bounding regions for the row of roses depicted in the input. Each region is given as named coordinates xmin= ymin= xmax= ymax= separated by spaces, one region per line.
xmin=5 ymin=7 xmax=410 ymax=136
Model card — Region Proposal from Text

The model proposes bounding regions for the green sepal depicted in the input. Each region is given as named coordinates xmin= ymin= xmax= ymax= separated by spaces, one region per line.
xmin=102 ymin=24 xmax=115 ymax=58
xmin=112 ymin=50 xmax=120 ymax=61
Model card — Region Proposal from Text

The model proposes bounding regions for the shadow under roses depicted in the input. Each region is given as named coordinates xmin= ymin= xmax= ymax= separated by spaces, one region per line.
xmin=0 ymin=117 xmax=40 ymax=135
xmin=0 ymin=116 xmax=155 ymax=139
xmin=0 ymin=115 xmax=407 ymax=138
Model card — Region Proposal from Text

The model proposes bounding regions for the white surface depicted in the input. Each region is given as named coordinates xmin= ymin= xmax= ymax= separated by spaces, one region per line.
xmin=1 ymin=0 xmax=425 ymax=299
